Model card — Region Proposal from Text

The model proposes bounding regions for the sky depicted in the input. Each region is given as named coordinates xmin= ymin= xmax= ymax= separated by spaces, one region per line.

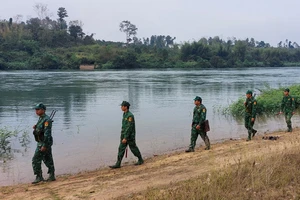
xmin=0 ymin=0 xmax=300 ymax=46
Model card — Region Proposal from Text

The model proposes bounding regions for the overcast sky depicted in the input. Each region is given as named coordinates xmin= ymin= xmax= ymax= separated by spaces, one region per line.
xmin=1 ymin=0 xmax=299 ymax=46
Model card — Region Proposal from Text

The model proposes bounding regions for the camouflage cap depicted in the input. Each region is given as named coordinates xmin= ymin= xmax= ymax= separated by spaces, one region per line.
xmin=120 ymin=101 xmax=130 ymax=107
xmin=34 ymin=103 xmax=46 ymax=110
xmin=246 ymin=90 xmax=253 ymax=95
xmin=284 ymin=88 xmax=290 ymax=92
xmin=193 ymin=96 xmax=202 ymax=101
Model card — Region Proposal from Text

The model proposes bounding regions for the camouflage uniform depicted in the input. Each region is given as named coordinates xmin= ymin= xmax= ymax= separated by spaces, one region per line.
xmin=110 ymin=101 xmax=143 ymax=168
xmin=187 ymin=97 xmax=210 ymax=151
xmin=32 ymin=104 xmax=55 ymax=183
xmin=244 ymin=91 xmax=257 ymax=140
xmin=281 ymin=89 xmax=295 ymax=132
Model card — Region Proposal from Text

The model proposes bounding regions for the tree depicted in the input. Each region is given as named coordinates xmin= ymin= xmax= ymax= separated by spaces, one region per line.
xmin=69 ymin=21 xmax=85 ymax=41
xmin=119 ymin=20 xmax=138 ymax=44
xmin=57 ymin=7 xmax=68 ymax=30
xmin=33 ymin=3 xmax=52 ymax=21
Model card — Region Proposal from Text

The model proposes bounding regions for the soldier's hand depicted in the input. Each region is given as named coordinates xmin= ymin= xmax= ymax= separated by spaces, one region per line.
xmin=279 ymin=112 xmax=283 ymax=115
xmin=33 ymin=125 xmax=36 ymax=129
xmin=40 ymin=146 xmax=47 ymax=152
xmin=122 ymin=139 xmax=127 ymax=144
xmin=196 ymin=125 xmax=200 ymax=130
xmin=251 ymin=118 xmax=255 ymax=122
xmin=244 ymin=102 xmax=246 ymax=105
xmin=292 ymin=112 xmax=295 ymax=115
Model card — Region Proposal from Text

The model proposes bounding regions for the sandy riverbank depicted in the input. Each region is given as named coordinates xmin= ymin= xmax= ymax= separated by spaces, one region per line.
xmin=1 ymin=128 xmax=299 ymax=200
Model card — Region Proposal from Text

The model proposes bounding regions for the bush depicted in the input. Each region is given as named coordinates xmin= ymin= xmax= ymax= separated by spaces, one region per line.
xmin=224 ymin=85 xmax=300 ymax=117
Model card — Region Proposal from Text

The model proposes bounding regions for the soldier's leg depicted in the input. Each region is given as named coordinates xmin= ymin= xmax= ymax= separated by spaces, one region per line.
xmin=187 ymin=126 xmax=198 ymax=151
xmin=117 ymin=142 xmax=127 ymax=164
xmin=110 ymin=139 xmax=127 ymax=169
xmin=128 ymin=140 xmax=144 ymax=165
xmin=249 ymin=121 xmax=255 ymax=138
xmin=245 ymin=115 xmax=252 ymax=140
xmin=42 ymin=147 xmax=55 ymax=181
xmin=200 ymin=131 xmax=210 ymax=150
xmin=32 ymin=145 xmax=44 ymax=183
xmin=285 ymin=112 xmax=293 ymax=132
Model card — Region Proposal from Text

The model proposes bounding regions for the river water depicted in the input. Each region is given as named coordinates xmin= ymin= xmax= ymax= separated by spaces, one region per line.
xmin=1 ymin=67 xmax=300 ymax=186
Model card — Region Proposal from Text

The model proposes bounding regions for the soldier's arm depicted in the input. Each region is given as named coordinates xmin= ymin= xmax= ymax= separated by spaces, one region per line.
xmin=252 ymin=100 xmax=257 ymax=118
xmin=123 ymin=116 xmax=134 ymax=140
xmin=42 ymin=119 xmax=52 ymax=148
xmin=280 ymin=97 xmax=284 ymax=112
xmin=292 ymin=97 xmax=296 ymax=111
xmin=199 ymin=108 xmax=206 ymax=125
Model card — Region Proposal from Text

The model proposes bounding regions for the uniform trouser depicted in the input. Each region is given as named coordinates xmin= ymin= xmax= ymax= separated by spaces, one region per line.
xmin=189 ymin=126 xmax=210 ymax=150
xmin=117 ymin=139 xmax=142 ymax=163
xmin=284 ymin=111 xmax=293 ymax=128
xmin=32 ymin=144 xmax=55 ymax=175
xmin=245 ymin=114 xmax=255 ymax=139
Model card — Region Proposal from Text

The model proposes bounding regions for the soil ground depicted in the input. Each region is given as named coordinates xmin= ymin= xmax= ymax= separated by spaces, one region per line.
xmin=1 ymin=129 xmax=299 ymax=200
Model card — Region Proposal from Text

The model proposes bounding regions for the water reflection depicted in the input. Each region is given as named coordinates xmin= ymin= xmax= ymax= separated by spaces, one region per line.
xmin=1 ymin=68 xmax=300 ymax=186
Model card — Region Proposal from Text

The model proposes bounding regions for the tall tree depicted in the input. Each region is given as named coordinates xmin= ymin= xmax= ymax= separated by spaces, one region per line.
xmin=119 ymin=20 xmax=138 ymax=44
xmin=57 ymin=7 xmax=68 ymax=30
xmin=69 ymin=20 xmax=85 ymax=41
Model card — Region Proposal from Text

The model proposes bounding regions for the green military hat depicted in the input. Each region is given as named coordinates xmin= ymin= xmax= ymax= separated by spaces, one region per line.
xmin=246 ymin=90 xmax=253 ymax=95
xmin=34 ymin=103 xmax=46 ymax=110
xmin=284 ymin=88 xmax=290 ymax=92
xmin=120 ymin=101 xmax=130 ymax=107
xmin=193 ymin=96 xmax=202 ymax=101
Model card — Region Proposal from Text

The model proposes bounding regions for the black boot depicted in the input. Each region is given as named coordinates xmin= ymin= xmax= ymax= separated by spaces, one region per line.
xmin=185 ymin=148 xmax=194 ymax=152
xmin=252 ymin=129 xmax=257 ymax=137
xmin=109 ymin=161 xmax=121 ymax=169
xmin=46 ymin=172 xmax=56 ymax=182
xmin=134 ymin=158 xmax=144 ymax=165
xmin=32 ymin=174 xmax=44 ymax=184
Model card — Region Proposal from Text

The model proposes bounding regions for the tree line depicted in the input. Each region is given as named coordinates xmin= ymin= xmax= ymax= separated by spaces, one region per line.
xmin=1 ymin=4 xmax=300 ymax=70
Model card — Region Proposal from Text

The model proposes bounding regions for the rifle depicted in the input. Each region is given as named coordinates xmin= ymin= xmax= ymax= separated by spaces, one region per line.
xmin=49 ymin=109 xmax=57 ymax=122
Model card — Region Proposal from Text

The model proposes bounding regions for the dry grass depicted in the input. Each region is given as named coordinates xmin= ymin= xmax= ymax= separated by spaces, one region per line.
xmin=120 ymin=147 xmax=300 ymax=200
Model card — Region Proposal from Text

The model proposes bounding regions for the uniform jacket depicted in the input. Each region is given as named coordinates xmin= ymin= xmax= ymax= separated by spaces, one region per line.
xmin=192 ymin=104 xmax=207 ymax=126
xmin=35 ymin=114 xmax=53 ymax=148
xmin=281 ymin=95 xmax=295 ymax=113
xmin=245 ymin=96 xmax=257 ymax=118
xmin=121 ymin=111 xmax=136 ymax=140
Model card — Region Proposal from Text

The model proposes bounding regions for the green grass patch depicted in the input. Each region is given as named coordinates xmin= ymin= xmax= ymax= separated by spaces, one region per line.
xmin=223 ymin=85 xmax=300 ymax=117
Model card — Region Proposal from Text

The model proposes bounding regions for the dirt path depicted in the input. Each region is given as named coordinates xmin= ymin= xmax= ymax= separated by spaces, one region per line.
xmin=1 ymin=129 xmax=299 ymax=200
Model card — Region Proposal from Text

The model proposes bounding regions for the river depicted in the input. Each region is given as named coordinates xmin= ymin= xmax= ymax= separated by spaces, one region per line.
xmin=1 ymin=67 xmax=300 ymax=186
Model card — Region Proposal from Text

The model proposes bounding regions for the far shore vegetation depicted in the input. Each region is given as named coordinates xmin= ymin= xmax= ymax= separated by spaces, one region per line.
xmin=1 ymin=4 xmax=300 ymax=70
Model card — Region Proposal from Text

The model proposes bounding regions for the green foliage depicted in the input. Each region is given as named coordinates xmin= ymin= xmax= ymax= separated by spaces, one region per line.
xmin=1 ymin=6 xmax=300 ymax=70
xmin=224 ymin=85 xmax=300 ymax=117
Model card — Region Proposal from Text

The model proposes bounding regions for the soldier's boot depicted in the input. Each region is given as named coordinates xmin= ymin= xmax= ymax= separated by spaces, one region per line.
xmin=252 ymin=129 xmax=257 ymax=137
xmin=288 ymin=126 xmax=292 ymax=132
xmin=246 ymin=135 xmax=252 ymax=141
xmin=32 ymin=173 xmax=44 ymax=184
xmin=185 ymin=148 xmax=195 ymax=152
xmin=46 ymin=172 xmax=56 ymax=182
xmin=134 ymin=157 xmax=144 ymax=165
xmin=204 ymin=138 xmax=210 ymax=150
xmin=109 ymin=160 xmax=121 ymax=169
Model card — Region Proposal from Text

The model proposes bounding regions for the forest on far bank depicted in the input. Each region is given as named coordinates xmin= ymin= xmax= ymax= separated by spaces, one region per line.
xmin=1 ymin=3 xmax=300 ymax=70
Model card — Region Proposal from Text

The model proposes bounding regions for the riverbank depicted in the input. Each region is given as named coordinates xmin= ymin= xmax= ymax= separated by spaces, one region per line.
xmin=1 ymin=128 xmax=300 ymax=199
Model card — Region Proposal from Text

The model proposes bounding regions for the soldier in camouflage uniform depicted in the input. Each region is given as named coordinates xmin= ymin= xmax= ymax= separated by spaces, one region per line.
xmin=32 ymin=103 xmax=55 ymax=184
xmin=244 ymin=90 xmax=257 ymax=141
xmin=185 ymin=96 xmax=210 ymax=152
xmin=109 ymin=101 xmax=144 ymax=169
xmin=279 ymin=88 xmax=295 ymax=132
